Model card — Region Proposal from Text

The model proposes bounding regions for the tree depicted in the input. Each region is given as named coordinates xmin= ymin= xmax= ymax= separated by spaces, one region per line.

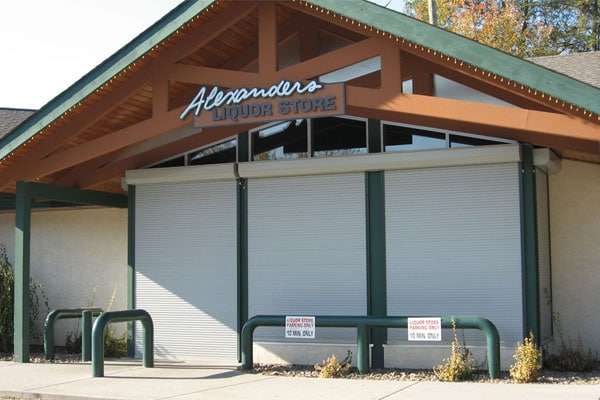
xmin=405 ymin=0 xmax=600 ymax=56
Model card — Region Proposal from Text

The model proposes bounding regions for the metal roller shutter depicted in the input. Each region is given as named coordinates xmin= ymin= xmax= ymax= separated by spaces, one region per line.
xmin=247 ymin=173 xmax=367 ymax=344
xmin=385 ymin=164 xmax=523 ymax=346
xmin=135 ymin=180 xmax=238 ymax=363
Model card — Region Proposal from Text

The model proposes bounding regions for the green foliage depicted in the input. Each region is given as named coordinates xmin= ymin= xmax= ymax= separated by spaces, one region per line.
xmin=65 ymin=330 xmax=82 ymax=354
xmin=544 ymin=313 xmax=595 ymax=372
xmin=104 ymin=326 xmax=127 ymax=358
xmin=0 ymin=245 xmax=48 ymax=353
xmin=405 ymin=0 xmax=600 ymax=55
xmin=64 ymin=327 xmax=126 ymax=358
xmin=314 ymin=351 xmax=353 ymax=378
xmin=433 ymin=321 xmax=474 ymax=382
xmin=510 ymin=333 xmax=542 ymax=383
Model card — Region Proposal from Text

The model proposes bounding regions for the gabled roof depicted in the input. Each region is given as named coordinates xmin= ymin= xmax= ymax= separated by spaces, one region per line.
xmin=531 ymin=51 xmax=600 ymax=89
xmin=0 ymin=108 xmax=36 ymax=139
xmin=2 ymin=0 xmax=600 ymax=162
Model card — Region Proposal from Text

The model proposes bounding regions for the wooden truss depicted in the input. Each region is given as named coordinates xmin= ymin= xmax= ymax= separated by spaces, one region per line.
xmin=1 ymin=1 xmax=599 ymax=192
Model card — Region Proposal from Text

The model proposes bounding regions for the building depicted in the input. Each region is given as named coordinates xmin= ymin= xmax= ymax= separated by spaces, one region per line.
xmin=2 ymin=0 xmax=600 ymax=370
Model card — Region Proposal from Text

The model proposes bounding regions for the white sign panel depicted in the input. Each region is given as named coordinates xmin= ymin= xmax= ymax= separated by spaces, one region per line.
xmin=285 ymin=316 xmax=316 ymax=339
xmin=407 ymin=318 xmax=442 ymax=341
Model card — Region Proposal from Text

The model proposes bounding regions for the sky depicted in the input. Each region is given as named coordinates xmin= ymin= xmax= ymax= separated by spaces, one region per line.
xmin=0 ymin=0 xmax=406 ymax=110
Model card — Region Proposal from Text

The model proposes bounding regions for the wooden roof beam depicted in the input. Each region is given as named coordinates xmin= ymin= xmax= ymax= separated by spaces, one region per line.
xmin=168 ymin=64 xmax=263 ymax=87
xmin=0 ymin=107 xmax=190 ymax=191
xmin=277 ymin=37 xmax=384 ymax=80
xmin=346 ymin=86 xmax=600 ymax=153
xmin=77 ymin=124 xmax=258 ymax=190
xmin=258 ymin=2 xmax=278 ymax=80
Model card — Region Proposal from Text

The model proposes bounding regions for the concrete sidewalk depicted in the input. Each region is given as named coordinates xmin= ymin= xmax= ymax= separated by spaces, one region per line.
xmin=0 ymin=361 xmax=598 ymax=400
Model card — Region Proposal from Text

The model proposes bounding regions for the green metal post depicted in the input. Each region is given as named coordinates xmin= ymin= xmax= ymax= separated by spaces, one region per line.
xmin=82 ymin=310 xmax=92 ymax=362
xmin=367 ymin=119 xmax=382 ymax=153
xmin=365 ymin=171 xmax=387 ymax=369
xmin=236 ymin=178 xmax=248 ymax=362
xmin=14 ymin=181 xmax=32 ymax=363
xmin=356 ymin=325 xmax=370 ymax=373
xmin=127 ymin=185 xmax=136 ymax=357
xmin=366 ymin=119 xmax=387 ymax=369
xmin=520 ymin=145 xmax=540 ymax=341
xmin=43 ymin=314 xmax=56 ymax=360
xmin=237 ymin=132 xmax=249 ymax=163
xmin=92 ymin=309 xmax=153 ymax=378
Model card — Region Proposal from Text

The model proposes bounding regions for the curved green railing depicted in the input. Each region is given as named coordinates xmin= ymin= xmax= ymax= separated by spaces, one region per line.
xmin=92 ymin=309 xmax=153 ymax=377
xmin=241 ymin=315 xmax=500 ymax=379
xmin=43 ymin=308 xmax=103 ymax=361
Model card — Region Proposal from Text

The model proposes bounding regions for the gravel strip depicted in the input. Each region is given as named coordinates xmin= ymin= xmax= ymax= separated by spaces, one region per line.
xmin=252 ymin=364 xmax=600 ymax=384
xmin=1 ymin=352 xmax=84 ymax=364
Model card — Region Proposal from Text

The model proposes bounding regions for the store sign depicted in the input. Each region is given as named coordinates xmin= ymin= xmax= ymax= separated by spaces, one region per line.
xmin=179 ymin=79 xmax=345 ymax=128
xmin=285 ymin=316 xmax=316 ymax=339
xmin=407 ymin=318 xmax=442 ymax=341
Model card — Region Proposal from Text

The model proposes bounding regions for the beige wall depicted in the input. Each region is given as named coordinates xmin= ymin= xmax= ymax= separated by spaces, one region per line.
xmin=549 ymin=159 xmax=600 ymax=356
xmin=0 ymin=207 xmax=127 ymax=346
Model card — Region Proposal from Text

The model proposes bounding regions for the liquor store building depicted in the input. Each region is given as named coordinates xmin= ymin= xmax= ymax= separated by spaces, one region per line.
xmin=4 ymin=0 xmax=600 ymax=370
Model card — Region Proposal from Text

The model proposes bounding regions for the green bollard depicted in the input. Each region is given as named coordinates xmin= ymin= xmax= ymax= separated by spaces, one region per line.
xmin=92 ymin=309 xmax=154 ymax=377
xmin=356 ymin=325 xmax=370 ymax=374
xmin=240 ymin=315 xmax=501 ymax=379
xmin=81 ymin=310 xmax=92 ymax=362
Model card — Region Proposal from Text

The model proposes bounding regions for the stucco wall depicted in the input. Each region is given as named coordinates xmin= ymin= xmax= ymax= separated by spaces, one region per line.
xmin=549 ymin=159 xmax=600 ymax=356
xmin=0 ymin=207 xmax=127 ymax=346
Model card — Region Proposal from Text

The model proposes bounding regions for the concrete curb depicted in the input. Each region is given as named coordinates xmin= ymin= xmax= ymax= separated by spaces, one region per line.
xmin=0 ymin=390 xmax=120 ymax=400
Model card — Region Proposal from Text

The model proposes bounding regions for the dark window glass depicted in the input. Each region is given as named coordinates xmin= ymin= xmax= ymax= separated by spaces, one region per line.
xmin=312 ymin=117 xmax=367 ymax=157
xmin=383 ymin=124 xmax=446 ymax=152
xmin=252 ymin=119 xmax=308 ymax=161
xmin=149 ymin=156 xmax=185 ymax=169
xmin=189 ymin=139 xmax=237 ymax=166
xmin=449 ymin=134 xmax=504 ymax=148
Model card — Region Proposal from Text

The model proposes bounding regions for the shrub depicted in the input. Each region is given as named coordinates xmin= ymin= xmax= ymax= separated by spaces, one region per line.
xmin=314 ymin=351 xmax=352 ymax=378
xmin=0 ymin=245 xmax=48 ymax=353
xmin=510 ymin=333 xmax=541 ymax=383
xmin=434 ymin=321 xmax=474 ymax=382
xmin=104 ymin=326 xmax=127 ymax=358
xmin=63 ymin=327 xmax=126 ymax=357
xmin=544 ymin=340 xmax=595 ymax=372
xmin=544 ymin=313 xmax=595 ymax=372
xmin=65 ymin=330 xmax=82 ymax=354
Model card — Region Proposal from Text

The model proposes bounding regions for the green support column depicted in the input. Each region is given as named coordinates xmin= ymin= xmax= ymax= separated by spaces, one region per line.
xmin=237 ymin=178 xmax=248 ymax=362
xmin=237 ymin=132 xmax=249 ymax=362
xmin=519 ymin=144 xmax=540 ymax=341
xmin=14 ymin=181 xmax=32 ymax=363
xmin=127 ymin=185 xmax=136 ymax=357
xmin=366 ymin=119 xmax=387 ymax=369
xmin=12 ymin=181 xmax=127 ymax=363
xmin=237 ymin=131 xmax=249 ymax=163
xmin=367 ymin=119 xmax=382 ymax=153
xmin=366 ymin=172 xmax=387 ymax=369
